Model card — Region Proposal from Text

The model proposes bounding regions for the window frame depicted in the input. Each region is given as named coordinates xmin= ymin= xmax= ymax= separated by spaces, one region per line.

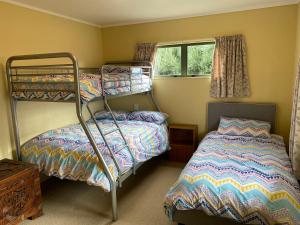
xmin=155 ymin=41 xmax=215 ymax=77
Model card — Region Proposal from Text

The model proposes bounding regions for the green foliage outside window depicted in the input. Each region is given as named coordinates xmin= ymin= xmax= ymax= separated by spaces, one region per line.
xmin=155 ymin=47 xmax=181 ymax=75
xmin=187 ymin=44 xmax=214 ymax=75
xmin=155 ymin=42 xmax=215 ymax=76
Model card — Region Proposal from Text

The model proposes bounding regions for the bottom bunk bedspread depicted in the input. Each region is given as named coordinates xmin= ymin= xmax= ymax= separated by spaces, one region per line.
xmin=21 ymin=119 xmax=168 ymax=192
xmin=164 ymin=132 xmax=300 ymax=225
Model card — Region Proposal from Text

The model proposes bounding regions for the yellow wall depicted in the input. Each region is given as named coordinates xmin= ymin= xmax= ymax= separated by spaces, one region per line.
xmin=102 ymin=5 xmax=298 ymax=143
xmin=0 ymin=2 xmax=103 ymax=158
xmin=0 ymin=2 xmax=299 ymax=159
xmin=297 ymin=3 xmax=300 ymax=61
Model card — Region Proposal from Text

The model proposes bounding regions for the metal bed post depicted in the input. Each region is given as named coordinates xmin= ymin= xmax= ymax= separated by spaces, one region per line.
xmin=77 ymin=114 xmax=119 ymax=221
xmin=69 ymin=53 xmax=119 ymax=221
xmin=150 ymin=91 xmax=161 ymax=112
xmin=6 ymin=59 xmax=21 ymax=160
xmin=148 ymin=63 xmax=161 ymax=112
xmin=111 ymin=181 xmax=118 ymax=220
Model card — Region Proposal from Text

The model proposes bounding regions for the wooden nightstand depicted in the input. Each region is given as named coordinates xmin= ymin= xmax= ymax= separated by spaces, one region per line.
xmin=168 ymin=124 xmax=198 ymax=163
xmin=0 ymin=159 xmax=42 ymax=225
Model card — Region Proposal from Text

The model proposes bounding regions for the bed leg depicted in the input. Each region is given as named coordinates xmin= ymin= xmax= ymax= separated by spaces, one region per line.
xmin=111 ymin=182 xmax=118 ymax=221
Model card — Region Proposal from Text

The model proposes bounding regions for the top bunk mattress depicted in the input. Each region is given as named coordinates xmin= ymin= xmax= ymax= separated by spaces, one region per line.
xmin=11 ymin=66 xmax=152 ymax=102
xmin=164 ymin=131 xmax=300 ymax=225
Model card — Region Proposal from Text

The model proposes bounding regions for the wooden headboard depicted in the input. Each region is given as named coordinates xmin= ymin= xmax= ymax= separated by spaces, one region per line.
xmin=207 ymin=102 xmax=276 ymax=133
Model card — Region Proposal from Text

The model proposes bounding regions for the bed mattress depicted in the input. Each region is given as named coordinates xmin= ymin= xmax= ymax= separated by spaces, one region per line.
xmin=12 ymin=70 xmax=152 ymax=102
xmin=21 ymin=119 xmax=168 ymax=192
xmin=164 ymin=131 xmax=300 ymax=225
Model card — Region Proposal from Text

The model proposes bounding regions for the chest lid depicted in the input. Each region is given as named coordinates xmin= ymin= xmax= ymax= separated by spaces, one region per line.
xmin=0 ymin=159 xmax=35 ymax=181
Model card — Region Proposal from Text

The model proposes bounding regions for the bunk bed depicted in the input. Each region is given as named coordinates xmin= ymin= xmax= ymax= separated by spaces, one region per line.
xmin=6 ymin=52 xmax=169 ymax=221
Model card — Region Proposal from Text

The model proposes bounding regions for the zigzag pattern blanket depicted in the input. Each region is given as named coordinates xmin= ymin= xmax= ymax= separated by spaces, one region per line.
xmin=164 ymin=132 xmax=300 ymax=224
xmin=21 ymin=119 xmax=168 ymax=192
xmin=12 ymin=72 xmax=151 ymax=102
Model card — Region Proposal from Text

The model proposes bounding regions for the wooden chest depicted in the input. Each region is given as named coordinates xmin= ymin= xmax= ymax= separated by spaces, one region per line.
xmin=0 ymin=159 xmax=42 ymax=225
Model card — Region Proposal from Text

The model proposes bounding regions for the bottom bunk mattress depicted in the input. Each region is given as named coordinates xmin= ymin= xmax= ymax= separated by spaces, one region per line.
xmin=164 ymin=132 xmax=300 ymax=225
xmin=21 ymin=119 xmax=168 ymax=192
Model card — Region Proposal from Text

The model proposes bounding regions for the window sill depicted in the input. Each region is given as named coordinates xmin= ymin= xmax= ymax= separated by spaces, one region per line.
xmin=153 ymin=75 xmax=211 ymax=80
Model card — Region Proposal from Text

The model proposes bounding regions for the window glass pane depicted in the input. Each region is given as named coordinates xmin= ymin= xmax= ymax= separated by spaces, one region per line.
xmin=187 ymin=43 xmax=215 ymax=76
xmin=155 ymin=47 xmax=181 ymax=76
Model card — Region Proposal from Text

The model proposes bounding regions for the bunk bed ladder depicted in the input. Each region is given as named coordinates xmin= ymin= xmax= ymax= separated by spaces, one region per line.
xmin=86 ymin=101 xmax=137 ymax=188
xmin=103 ymin=99 xmax=138 ymax=179
xmin=77 ymin=113 xmax=118 ymax=221
xmin=86 ymin=104 xmax=122 ymax=175
xmin=100 ymin=65 xmax=138 ymax=186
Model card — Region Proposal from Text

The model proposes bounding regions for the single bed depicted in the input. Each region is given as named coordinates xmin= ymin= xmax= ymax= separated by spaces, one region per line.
xmin=164 ymin=102 xmax=300 ymax=225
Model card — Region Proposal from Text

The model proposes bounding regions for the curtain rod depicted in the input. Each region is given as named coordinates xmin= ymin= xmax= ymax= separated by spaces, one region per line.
xmin=156 ymin=38 xmax=215 ymax=46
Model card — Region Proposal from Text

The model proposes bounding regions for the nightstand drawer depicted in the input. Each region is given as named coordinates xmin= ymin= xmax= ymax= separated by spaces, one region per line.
xmin=168 ymin=145 xmax=195 ymax=163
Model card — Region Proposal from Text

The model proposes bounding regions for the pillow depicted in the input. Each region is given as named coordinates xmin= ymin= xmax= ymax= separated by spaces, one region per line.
xmin=94 ymin=110 xmax=129 ymax=121
xmin=128 ymin=111 xmax=168 ymax=124
xmin=217 ymin=117 xmax=271 ymax=139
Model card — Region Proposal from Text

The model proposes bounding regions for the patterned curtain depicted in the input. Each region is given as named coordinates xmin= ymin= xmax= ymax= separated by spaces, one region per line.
xmin=289 ymin=59 xmax=300 ymax=180
xmin=210 ymin=35 xmax=250 ymax=98
xmin=133 ymin=43 xmax=157 ymax=63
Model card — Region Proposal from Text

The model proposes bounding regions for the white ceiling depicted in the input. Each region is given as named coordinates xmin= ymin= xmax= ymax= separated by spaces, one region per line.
xmin=3 ymin=0 xmax=299 ymax=27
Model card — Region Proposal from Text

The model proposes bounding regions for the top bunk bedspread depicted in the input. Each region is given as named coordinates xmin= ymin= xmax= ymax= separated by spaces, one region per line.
xmin=12 ymin=67 xmax=152 ymax=102
xmin=20 ymin=119 xmax=168 ymax=192
xmin=164 ymin=131 xmax=300 ymax=225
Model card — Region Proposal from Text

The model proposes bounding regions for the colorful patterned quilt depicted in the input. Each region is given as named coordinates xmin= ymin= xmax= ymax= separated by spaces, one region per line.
xmin=21 ymin=119 xmax=168 ymax=192
xmin=12 ymin=72 xmax=151 ymax=102
xmin=164 ymin=132 xmax=300 ymax=225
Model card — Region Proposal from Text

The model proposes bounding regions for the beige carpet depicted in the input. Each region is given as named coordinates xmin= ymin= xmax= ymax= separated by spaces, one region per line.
xmin=22 ymin=159 xmax=183 ymax=225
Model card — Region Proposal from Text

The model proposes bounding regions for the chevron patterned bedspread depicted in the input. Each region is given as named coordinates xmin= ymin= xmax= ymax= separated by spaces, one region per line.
xmin=164 ymin=131 xmax=300 ymax=225
xmin=20 ymin=119 xmax=168 ymax=192
xmin=12 ymin=72 xmax=151 ymax=102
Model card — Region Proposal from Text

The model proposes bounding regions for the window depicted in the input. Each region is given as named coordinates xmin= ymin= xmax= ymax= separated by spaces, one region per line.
xmin=155 ymin=42 xmax=215 ymax=77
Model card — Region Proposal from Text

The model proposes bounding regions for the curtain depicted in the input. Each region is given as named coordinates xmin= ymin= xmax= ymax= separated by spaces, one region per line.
xmin=133 ymin=43 xmax=157 ymax=63
xmin=210 ymin=34 xmax=250 ymax=98
xmin=289 ymin=59 xmax=300 ymax=180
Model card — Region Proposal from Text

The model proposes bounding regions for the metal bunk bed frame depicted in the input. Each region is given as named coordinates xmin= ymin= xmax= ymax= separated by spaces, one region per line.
xmin=6 ymin=52 xmax=160 ymax=221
